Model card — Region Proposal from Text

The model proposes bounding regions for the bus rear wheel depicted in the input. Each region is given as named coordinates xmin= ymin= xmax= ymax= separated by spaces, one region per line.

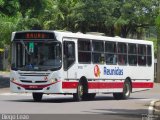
xmin=32 ymin=93 xmax=43 ymax=102
xmin=113 ymin=81 xmax=131 ymax=100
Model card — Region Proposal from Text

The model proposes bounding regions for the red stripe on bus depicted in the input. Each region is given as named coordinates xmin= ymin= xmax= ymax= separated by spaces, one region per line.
xmin=62 ymin=81 xmax=153 ymax=89
xmin=132 ymin=82 xmax=153 ymax=88
xmin=88 ymin=82 xmax=124 ymax=89
xmin=62 ymin=82 xmax=124 ymax=89
xmin=62 ymin=82 xmax=78 ymax=89
xmin=12 ymin=81 xmax=153 ymax=89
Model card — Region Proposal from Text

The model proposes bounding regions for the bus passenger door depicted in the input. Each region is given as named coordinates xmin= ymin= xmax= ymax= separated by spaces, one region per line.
xmin=63 ymin=40 xmax=76 ymax=79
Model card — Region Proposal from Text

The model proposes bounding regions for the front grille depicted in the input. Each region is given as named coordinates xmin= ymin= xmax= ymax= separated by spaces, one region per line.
xmin=35 ymin=81 xmax=47 ymax=83
xmin=25 ymin=88 xmax=43 ymax=90
xmin=19 ymin=72 xmax=50 ymax=76
xmin=20 ymin=80 xmax=47 ymax=83
xmin=20 ymin=80 xmax=32 ymax=83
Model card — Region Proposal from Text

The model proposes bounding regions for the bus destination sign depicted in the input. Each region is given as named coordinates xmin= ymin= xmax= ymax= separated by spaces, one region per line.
xmin=26 ymin=33 xmax=48 ymax=39
xmin=14 ymin=32 xmax=55 ymax=40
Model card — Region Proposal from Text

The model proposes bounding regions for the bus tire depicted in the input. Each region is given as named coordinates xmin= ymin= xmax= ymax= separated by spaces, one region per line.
xmin=113 ymin=81 xmax=131 ymax=100
xmin=73 ymin=82 xmax=84 ymax=101
xmin=32 ymin=93 xmax=43 ymax=102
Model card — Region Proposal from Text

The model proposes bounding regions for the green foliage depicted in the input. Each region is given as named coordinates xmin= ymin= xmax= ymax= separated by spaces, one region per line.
xmin=42 ymin=0 xmax=65 ymax=30
xmin=155 ymin=15 xmax=160 ymax=30
xmin=19 ymin=0 xmax=46 ymax=18
xmin=147 ymin=37 xmax=157 ymax=57
xmin=71 ymin=0 xmax=119 ymax=33
xmin=113 ymin=0 xmax=158 ymax=38
xmin=17 ymin=18 xmax=41 ymax=30
xmin=0 ymin=0 xmax=19 ymax=48
xmin=0 ymin=0 xmax=159 ymax=52
xmin=0 ymin=0 xmax=19 ymax=16
xmin=0 ymin=15 xmax=19 ymax=47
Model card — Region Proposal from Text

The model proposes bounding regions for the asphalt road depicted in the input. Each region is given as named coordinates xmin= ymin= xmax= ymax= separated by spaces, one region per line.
xmin=0 ymin=84 xmax=159 ymax=120
xmin=0 ymin=93 xmax=146 ymax=120
xmin=0 ymin=73 xmax=159 ymax=120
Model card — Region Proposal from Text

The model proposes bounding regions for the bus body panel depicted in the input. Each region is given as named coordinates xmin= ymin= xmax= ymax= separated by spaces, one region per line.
xmin=10 ymin=30 xmax=154 ymax=95
xmin=10 ymin=70 xmax=63 ymax=93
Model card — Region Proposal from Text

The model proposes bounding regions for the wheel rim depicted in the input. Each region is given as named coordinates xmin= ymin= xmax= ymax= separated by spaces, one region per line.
xmin=78 ymin=84 xmax=83 ymax=98
xmin=124 ymin=83 xmax=130 ymax=97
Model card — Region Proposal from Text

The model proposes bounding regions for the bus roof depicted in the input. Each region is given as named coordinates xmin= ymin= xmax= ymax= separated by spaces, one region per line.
xmin=54 ymin=31 xmax=153 ymax=45
xmin=12 ymin=30 xmax=153 ymax=45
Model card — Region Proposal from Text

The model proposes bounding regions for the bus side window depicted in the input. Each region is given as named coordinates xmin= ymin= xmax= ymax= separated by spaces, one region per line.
xmin=138 ymin=44 xmax=146 ymax=66
xmin=147 ymin=45 xmax=152 ymax=66
xmin=128 ymin=44 xmax=137 ymax=66
xmin=92 ymin=40 xmax=104 ymax=64
xmin=117 ymin=42 xmax=127 ymax=65
xmin=105 ymin=41 xmax=117 ymax=65
xmin=63 ymin=41 xmax=75 ymax=70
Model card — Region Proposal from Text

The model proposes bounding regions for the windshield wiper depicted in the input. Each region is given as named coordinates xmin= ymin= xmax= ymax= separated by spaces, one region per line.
xmin=20 ymin=40 xmax=31 ymax=55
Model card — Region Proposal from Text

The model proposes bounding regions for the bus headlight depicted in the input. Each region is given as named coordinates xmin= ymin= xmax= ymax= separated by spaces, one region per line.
xmin=51 ymin=78 xmax=58 ymax=83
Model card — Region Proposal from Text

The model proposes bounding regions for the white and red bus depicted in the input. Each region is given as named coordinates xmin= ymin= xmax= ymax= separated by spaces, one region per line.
xmin=10 ymin=30 xmax=154 ymax=101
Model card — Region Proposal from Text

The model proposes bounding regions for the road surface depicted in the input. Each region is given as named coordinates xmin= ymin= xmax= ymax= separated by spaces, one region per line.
xmin=0 ymin=73 xmax=159 ymax=120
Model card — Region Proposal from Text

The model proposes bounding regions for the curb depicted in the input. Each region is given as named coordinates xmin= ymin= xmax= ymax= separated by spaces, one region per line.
xmin=148 ymin=100 xmax=160 ymax=115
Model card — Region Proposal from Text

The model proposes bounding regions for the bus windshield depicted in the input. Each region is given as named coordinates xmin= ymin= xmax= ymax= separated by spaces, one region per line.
xmin=11 ymin=41 xmax=62 ymax=71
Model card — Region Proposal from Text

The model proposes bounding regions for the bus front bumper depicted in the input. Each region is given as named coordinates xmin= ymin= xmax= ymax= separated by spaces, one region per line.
xmin=10 ymin=80 xmax=63 ymax=94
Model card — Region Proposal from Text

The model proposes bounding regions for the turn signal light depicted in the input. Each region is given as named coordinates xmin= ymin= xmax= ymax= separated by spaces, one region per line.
xmin=11 ymin=78 xmax=16 ymax=82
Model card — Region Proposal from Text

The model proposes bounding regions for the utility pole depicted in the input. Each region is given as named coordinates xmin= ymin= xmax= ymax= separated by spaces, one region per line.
xmin=156 ymin=3 xmax=160 ymax=83
xmin=157 ymin=29 xmax=160 ymax=83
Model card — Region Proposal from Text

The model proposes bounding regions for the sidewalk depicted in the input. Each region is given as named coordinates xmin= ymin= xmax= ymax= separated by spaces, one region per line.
xmin=149 ymin=100 xmax=160 ymax=115
xmin=154 ymin=101 xmax=160 ymax=115
xmin=148 ymin=83 xmax=160 ymax=116
xmin=0 ymin=71 xmax=10 ymax=78
xmin=0 ymin=87 xmax=10 ymax=93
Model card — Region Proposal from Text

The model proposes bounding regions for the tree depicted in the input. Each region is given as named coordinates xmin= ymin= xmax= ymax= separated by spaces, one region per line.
xmin=114 ymin=0 xmax=158 ymax=38
xmin=42 ymin=0 xmax=158 ymax=38
xmin=42 ymin=0 xmax=66 ymax=30
xmin=17 ymin=0 xmax=48 ymax=30
xmin=0 ymin=0 xmax=19 ymax=16
xmin=0 ymin=0 xmax=19 ymax=47
xmin=0 ymin=0 xmax=159 ymax=46
xmin=0 ymin=16 xmax=19 ymax=46
xmin=18 ymin=0 xmax=46 ymax=18
xmin=51 ymin=0 xmax=119 ymax=34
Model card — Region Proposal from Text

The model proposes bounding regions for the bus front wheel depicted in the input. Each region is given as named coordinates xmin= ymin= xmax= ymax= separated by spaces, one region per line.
xmin=113 ymin=81 xmax=131 ymax=100
xmin=73 ymin=83 xmax=84 ymax=101
xmin=32 ymin=93 xmax=43 ymax=102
